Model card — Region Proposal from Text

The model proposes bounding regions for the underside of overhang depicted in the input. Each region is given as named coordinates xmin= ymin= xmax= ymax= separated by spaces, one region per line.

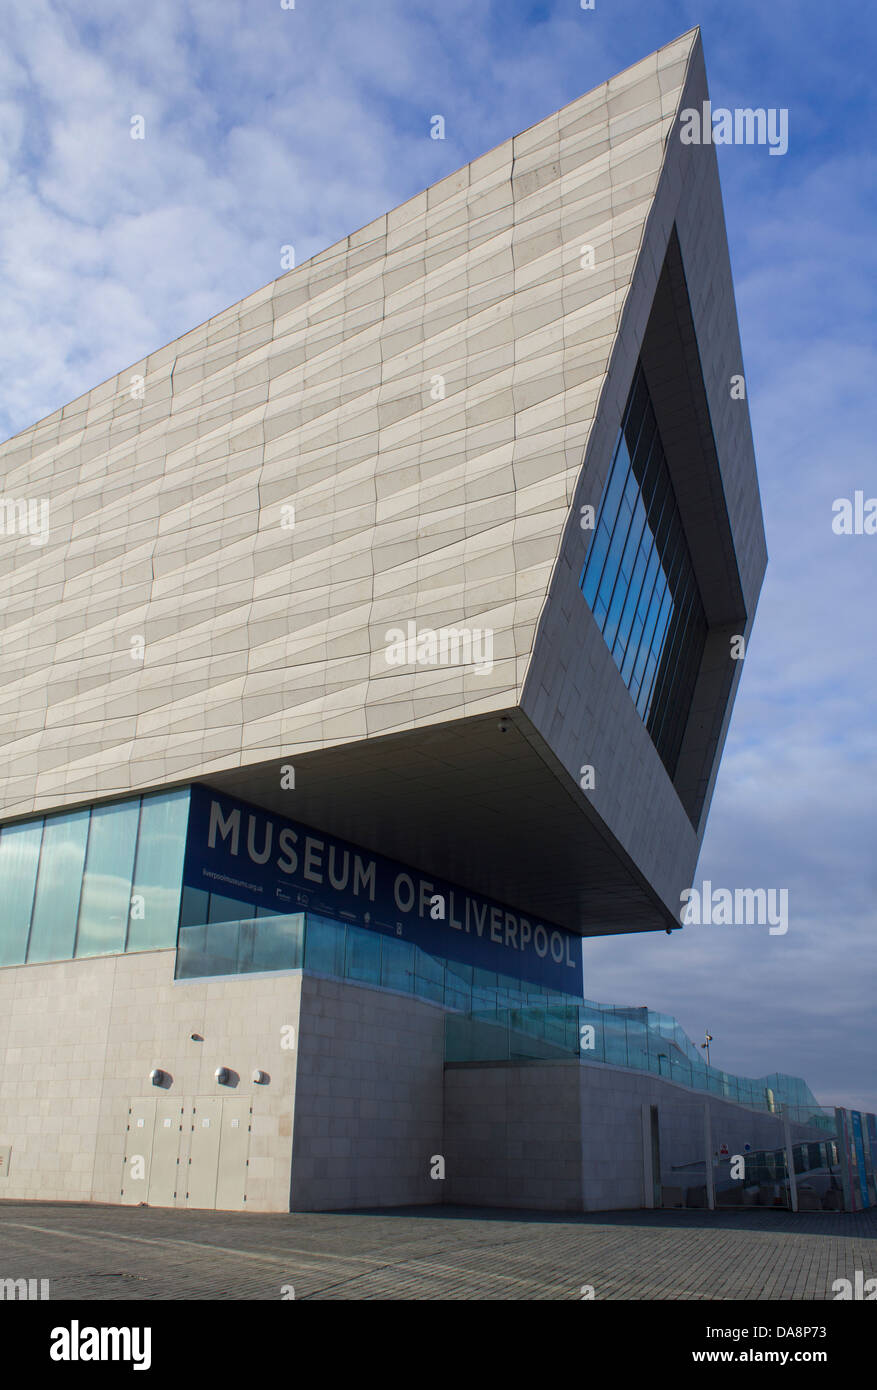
xmin=200 ymin=711 xmax=679 ymax=939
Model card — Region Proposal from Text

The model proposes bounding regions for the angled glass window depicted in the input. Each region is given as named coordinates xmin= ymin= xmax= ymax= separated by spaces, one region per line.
xmin=27 ymin=810 xmax=90 ymax=963
xmin=127 ymin=789 xmax=190 ymax=951
xmin=580 ymin=363 xmax=707 ymax=779
xmin=0 ymin=821 xmax=43 ymax=966
xmin=0 ymin=788 xmax=190 ymax=967
xmin=75 ymin=800 xmax=141 ymax=957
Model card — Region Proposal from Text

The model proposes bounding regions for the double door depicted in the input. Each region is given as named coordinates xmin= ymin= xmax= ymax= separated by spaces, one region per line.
xmin=121 ymin=1096 xmax=252 ymax=1209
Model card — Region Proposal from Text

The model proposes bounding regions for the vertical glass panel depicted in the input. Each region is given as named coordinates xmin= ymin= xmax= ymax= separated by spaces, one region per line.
xmin=602 ymin=570 xmax=629 ymax=653
xmin=581 ymin=519 xmax=612 ymax=607
xmin=250 ymin=911 xmax=304 ymax=973
xmin=27 ymin=810 xmax=90 ymax=963
xmin=579 ymin=1008 xmax=605 ymax=1062
xmin=630 ymin=561 xmax=665 ymax=689
xmin=625 ymin=1016 xmax=649 ymax=1071
xmin=175 ymin=886 xmax=210 ymax=978
xmin=600 ymin=476 xmax=637 ymax=587
xmin=304 ymin=912 xmax=346 ymax=977
xmin=127 ymin=789 xmax=190 ymax=951
xmin=580 ymin=361 xmax=708 ymax=780
xmin=199 ymin=921 xmax=242 ymax=975
xmin=381 ymin=934 xmax=415 ymax=993
xmin=639 ymin=591 xmax=674 ymax=720
xmin=630 ymin=401 xmax=656 ymax=481
xmin=416 ymin=947 xmax=446 ymax=1004
xmin=195 ymin=892 xmax=256 ymax=974
xmin=444 ymin=960 xmax=472 ymax=1011
xmin=346 ymin=923 xmax=381 ymax=984
xmin=600 ymin=442 xmax=631 ymax=526
xmin=179 ymin=885 xmax=209 ymax=928
xmin=0 ymin=819 xmax=43 ymax=966
xmin=613 ymin=530 xmax=652 ymax=661
xmin=75 ymin=800 xmax=140 ymax=958
xmin=471 ymin=967 xmax=498 ymax=1010
xmin=202 ymin=922 xmax=247 ymax=978
xmin=639 ymin=437 xmax=663 ymax=513
xmin=604 ymin=1015 xmax=628 ymax=1065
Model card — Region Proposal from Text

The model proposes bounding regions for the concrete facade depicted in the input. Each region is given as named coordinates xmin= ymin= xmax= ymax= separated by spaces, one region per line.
xmin=0 ymin=948 xmax=821 ymax=1215
xmin=0 ymin=946 xmax=450 ymax=1212
xmin=290 ymin=973 xmax=446 ymax=1211
xmin=0 ymin=948 xmax=301 ymax=1210
xmin=444 ymin=1061 xmax=813 ymax=1214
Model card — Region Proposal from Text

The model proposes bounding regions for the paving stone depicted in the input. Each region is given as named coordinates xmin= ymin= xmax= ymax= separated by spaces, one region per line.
xmin=1 ymin=1200 xmax=874 ymax=1301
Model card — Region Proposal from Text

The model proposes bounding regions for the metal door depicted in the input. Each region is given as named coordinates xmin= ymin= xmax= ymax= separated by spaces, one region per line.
xmin=186 ymin=1098 xmax=222 ymax=1208
xmin=120 ymin=1098 xmax=156 ymax=1203
xmin=147 ymin=1098 xmax=184 ymax=1207
xmin=215 ymin=1100 xmax=252 ymax=1211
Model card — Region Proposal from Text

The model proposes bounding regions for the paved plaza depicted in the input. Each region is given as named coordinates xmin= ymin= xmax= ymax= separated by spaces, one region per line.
xmin=1 ymin=1201 xmax=875 ymax=1300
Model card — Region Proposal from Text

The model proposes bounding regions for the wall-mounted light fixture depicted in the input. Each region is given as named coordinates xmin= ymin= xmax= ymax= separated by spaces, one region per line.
xmin=149 ymin=1068 xmax=165 ymax=1087
xmin=214 ymin=1066 xmax=230 ymax=1085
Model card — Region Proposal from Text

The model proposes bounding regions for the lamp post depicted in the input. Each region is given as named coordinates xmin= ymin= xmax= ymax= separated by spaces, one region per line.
xmin=701 ymin=1032 xmax=713 ymax=1067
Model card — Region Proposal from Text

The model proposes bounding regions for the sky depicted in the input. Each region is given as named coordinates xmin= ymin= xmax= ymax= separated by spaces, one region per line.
xmin=1 ymin=0 xmax=875 ymax=1110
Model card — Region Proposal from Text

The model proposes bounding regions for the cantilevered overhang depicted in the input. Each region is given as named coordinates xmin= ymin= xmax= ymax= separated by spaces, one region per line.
xmin=201 ymin=709 xmax=678 ymax=939
xmin=520 ymin=33 xmax=767 ymax=921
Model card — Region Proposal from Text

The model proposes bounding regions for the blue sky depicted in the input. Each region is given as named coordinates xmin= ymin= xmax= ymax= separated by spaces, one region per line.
xmin=2 ymin=0 xmax=875 ymax=1108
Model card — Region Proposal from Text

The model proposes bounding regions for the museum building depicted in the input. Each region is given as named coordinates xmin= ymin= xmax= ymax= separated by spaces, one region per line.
xmin=5 ymin=30 xmax=863 ymax=1217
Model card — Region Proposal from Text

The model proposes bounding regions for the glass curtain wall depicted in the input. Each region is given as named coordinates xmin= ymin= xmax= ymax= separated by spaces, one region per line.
xmin=0 ymin=788 xmax=190 ymax=966
xmin=175 ymin=888 xmax=579 ymax=1013
xmin=580 ymin=362 xmax=708 ymax=778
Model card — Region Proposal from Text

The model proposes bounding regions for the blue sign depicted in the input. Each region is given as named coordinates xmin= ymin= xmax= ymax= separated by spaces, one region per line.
xmin=183 ymin=783 xmax=583 ymax=993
